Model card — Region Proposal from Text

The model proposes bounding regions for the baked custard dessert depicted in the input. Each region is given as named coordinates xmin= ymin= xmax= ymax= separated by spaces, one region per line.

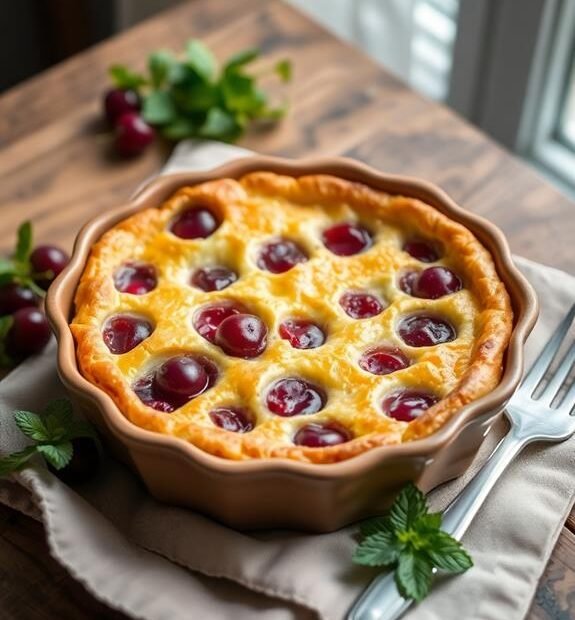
xmin=71 ymin=172 xmax=513 ymax=463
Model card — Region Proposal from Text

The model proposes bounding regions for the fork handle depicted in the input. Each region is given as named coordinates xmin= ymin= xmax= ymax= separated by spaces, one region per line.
xmin=347 ymin=427 xmax=531 ymax=620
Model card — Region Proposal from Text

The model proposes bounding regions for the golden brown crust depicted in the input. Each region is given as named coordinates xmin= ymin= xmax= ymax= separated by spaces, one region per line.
xmin=71 ymin=172 xmax=513 ymax=463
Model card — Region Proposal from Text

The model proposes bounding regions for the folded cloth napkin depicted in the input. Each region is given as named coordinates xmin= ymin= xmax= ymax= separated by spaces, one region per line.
xmin=1 ymin=141 xmax=574 ymax=620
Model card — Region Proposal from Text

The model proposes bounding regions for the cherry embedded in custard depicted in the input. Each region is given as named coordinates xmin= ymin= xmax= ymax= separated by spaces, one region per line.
xmin=209 ymin=407 xmax=254 ymax=433
xmin=102 ymin=314 xmax=153 ymax=354
xmin=191 ymin=265 xmax=237 ymax=292
xmin=257 ymin=239 xmax=308 ymax=274
xmin=398 ymin=271 xmax=419 ymax=295
xmin=279 ymin=319 xmax=325 ymax=349
xmin=215 ymin=313 xmax=268 ymax=358
xmin=170 ymin=206 xmax=220 ymax=239
xmin=293 ymin=422 xmax=352 ymax=447
xmin=382 ymin=389 xmax=438 ymax=422
xmin=359 ymin=346 xmax=410 ymax=375
xmin=266 ymin=378 xmax=326 ymax=417
xmin=114 ymin=262 xmax=157 ymax=295
xmin=403 ymin=239 xmax=440 ymax=263
xmin=322 ymin=222 xmax=372 ymax=256
xmin=155 ymin=356 xmax=208 ymax=398
xmin=193 ymin=302 xmax=242 ymax=343
xmin=413 ymin=266 xmax=462 ymax=299
xmin=398 ymin=314 xmax=456 ymax=347
xmin=340 ymin=291 xmax=384 ymax=319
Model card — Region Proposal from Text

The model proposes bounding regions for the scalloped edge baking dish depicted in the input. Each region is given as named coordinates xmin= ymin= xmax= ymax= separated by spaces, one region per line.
xmin=46 ymin=156 xmax=538 ymax=532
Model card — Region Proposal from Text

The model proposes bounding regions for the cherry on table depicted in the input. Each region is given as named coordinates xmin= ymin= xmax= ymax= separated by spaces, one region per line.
xmin=398 ymin=314 xmax=456 ymax=347
xmin=359 ymin=346 xmax=410 ymax=375
xmin=6 ymin=307 xmax=51 ymax=357
xmin=322 ymin=222 xmax=372 ymax=256
xmin=51 ymin=437 xmax=100 ymax=485
xmin=403 ymin=239 xmax=440 ymax=263
xmin=0 ymin=283 xmax=38 ymax=316
xmin=103 ymin=88 xmax=141 ymax=125
xmin=293 ymin=422 xmax=352 ymax=447
xmin=191 ymin=265 xmax=237 ymax=291
xmin=215 ymin=313 xmax=268 ymax=358
xmin=257 ymin=239 xmax=308 ymax=274
xmin=102 ymin=314 xmax=153 ymax=354
xmin=194 ymin=302 xmax=242 ymax=343
xmin=30 ymin=245 xmax=70 ymax=289
xmin=340 ymin=291 xmax=384 ymax=319
xmin=266 ymin=377 xmax=326 ymax=417
xmin=209 ymin=407 xmax=254 ymax=433
xmin=381 ymin=389 xmax=438 ymax=421
xmin=279 ymin=319 xmax=325 ymax=349
xmin=171 ymin=206 xmax=220 ymax=240
xmin=114 ymin=112 xmax=154 ymax=157
xmin=114 ymin=262 xmax=157 ymax=295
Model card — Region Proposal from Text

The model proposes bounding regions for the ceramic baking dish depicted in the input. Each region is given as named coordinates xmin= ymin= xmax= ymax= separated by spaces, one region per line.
xmin=46 ymin=156 xmax=538 ymax=532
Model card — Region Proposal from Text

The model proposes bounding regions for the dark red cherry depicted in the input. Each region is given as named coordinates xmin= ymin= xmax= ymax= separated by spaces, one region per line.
xmin=257 ymin=239 xmax=308 ymax=274
xmin=114 ymin=262 xmax=157 ymax=295
xmin=398 ymin=314 xmax=456 ymax=347
xmin=266 ymin=378 xmax=326 ymax=417
xmin=209 ymin=407 xmax=254 ymax=433
xmin=381 ymin=389 xmax=438 ymax=422
xmin=103 ymin=88 xmax=141 ymax=125
xmin=155 ymin=356 xmax=208 ymax=398
xmin=322 ymin=222 xmax=372 ymax=256
xmin=102 ymin=314 xmax=153 ymax=354
xmin=293 ymin=422 xmax=352 ymax=447
xmin=215 ymin=314 xmax=267 ymax=358
xmin=413 ymin=267 xmax=462 ymax=299
xmin=6 ymin=307 xmax=51 ymax=357
xmin=193 ymin=302 xmax=242 ymax=343
xmin=340 ymin=291 xmax=384 ymax=319
xmin=398 ymin=271 xmax=419 ymax=295
xmin=170 ymin=206 xmax=220 ymax=239
xmin=0 ymin=283 xmax=38 ymax=316
xmin=30 ymin=245 xmax=70 ymax=289
xmin=191 ymin=266 xmax=237 ymax=292
xmin=359 ymin=346 xmax=410 ymax=375
xmin=403 ymin=240 xmax=440 ymax=263
xmin=114 ymin=112 xmax=154 ymax=157
xmin=279 ymin=319 xmax=325 ymax=349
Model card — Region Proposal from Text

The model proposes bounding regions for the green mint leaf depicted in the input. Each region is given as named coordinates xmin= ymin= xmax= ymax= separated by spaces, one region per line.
xmin=148 ymin=50 xmax=178 ymax=89
xmin=254 ymin=103 xmax=288 ymax=122
xmin=0 ymin=447 xmax=38 ymax=476
xmin=0 ymin=257 xmax=15 ymax=274
xmin=198 ymin=107 xmax=241 ymax=142
xmin=221 ymin=73 xmax=265 ymax=114
xmin=0 ymin=273 xmax=15 ymax=287
xmin=109 ymin=65 xmax=147 ymax=90
xmin=275 ymin=59 xmax=292 ymax=82
xmin=161 ymin=117 xmax=199 ymax=141
xmin=426 ymin=531 xmax=473 ymax=574
xmin=360 ymin=516 xmax=392 ymax=538
xmin=15 ymin=221 xmax=32 ymax=263
xmin=389 ymin=483 xmax=427 ymax=532
xmin=353 ymin=528 xmax=400 ymax=567
xmin=224 ymin=48 xmax=260 ymax=73
xmin=42 ymin=399 xmax=74 ymax=443
xmin=185 ymin=40 xmax=217 ymax=82
xmin=416 ymin=511 xmax=442 ymax=532
xmin=37 ymin=442 xmax=73 ymax=470
xmin=396 ymin=552 xmax=433 ymax=602
xmin=171 ymin=69 xmax=219 ymax=112
xmin=13 ymin=410 xmax=50 ymax=441
xmin=142 ymin=90 xmax=176 ymax=125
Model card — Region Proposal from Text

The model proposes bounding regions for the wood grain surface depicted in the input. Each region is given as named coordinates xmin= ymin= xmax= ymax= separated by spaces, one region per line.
xmin=0 ymin=0 xmax=573 ymax=618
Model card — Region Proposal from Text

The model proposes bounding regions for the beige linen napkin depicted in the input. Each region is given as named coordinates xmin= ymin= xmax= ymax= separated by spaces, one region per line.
xmin=1 ymin=141 xmax=574 ymax=620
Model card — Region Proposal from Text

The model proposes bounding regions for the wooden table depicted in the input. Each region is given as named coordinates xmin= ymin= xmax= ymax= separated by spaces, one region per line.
xmin=0 ymin=0 xmax=574 ymax=617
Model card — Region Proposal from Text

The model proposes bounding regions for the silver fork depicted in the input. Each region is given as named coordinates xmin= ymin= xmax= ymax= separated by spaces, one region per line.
xmin=348 ymin=303 xmax=575 ymax=620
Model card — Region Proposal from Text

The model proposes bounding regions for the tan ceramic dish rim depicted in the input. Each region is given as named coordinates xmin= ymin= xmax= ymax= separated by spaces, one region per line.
xmin=46 ymin=156 xmax=538 ymax=479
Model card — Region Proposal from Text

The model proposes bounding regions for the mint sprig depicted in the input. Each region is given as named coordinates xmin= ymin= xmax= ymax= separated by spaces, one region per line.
xmin=109 ymin=39 xmax=292 ymax=143
xmin=353 ymin=484 xmax=473 ymax=602
xmin=0 ymin=399 xmax=97 ymax=476
xmin=0 ymin=221 xmax=45 ymax=297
